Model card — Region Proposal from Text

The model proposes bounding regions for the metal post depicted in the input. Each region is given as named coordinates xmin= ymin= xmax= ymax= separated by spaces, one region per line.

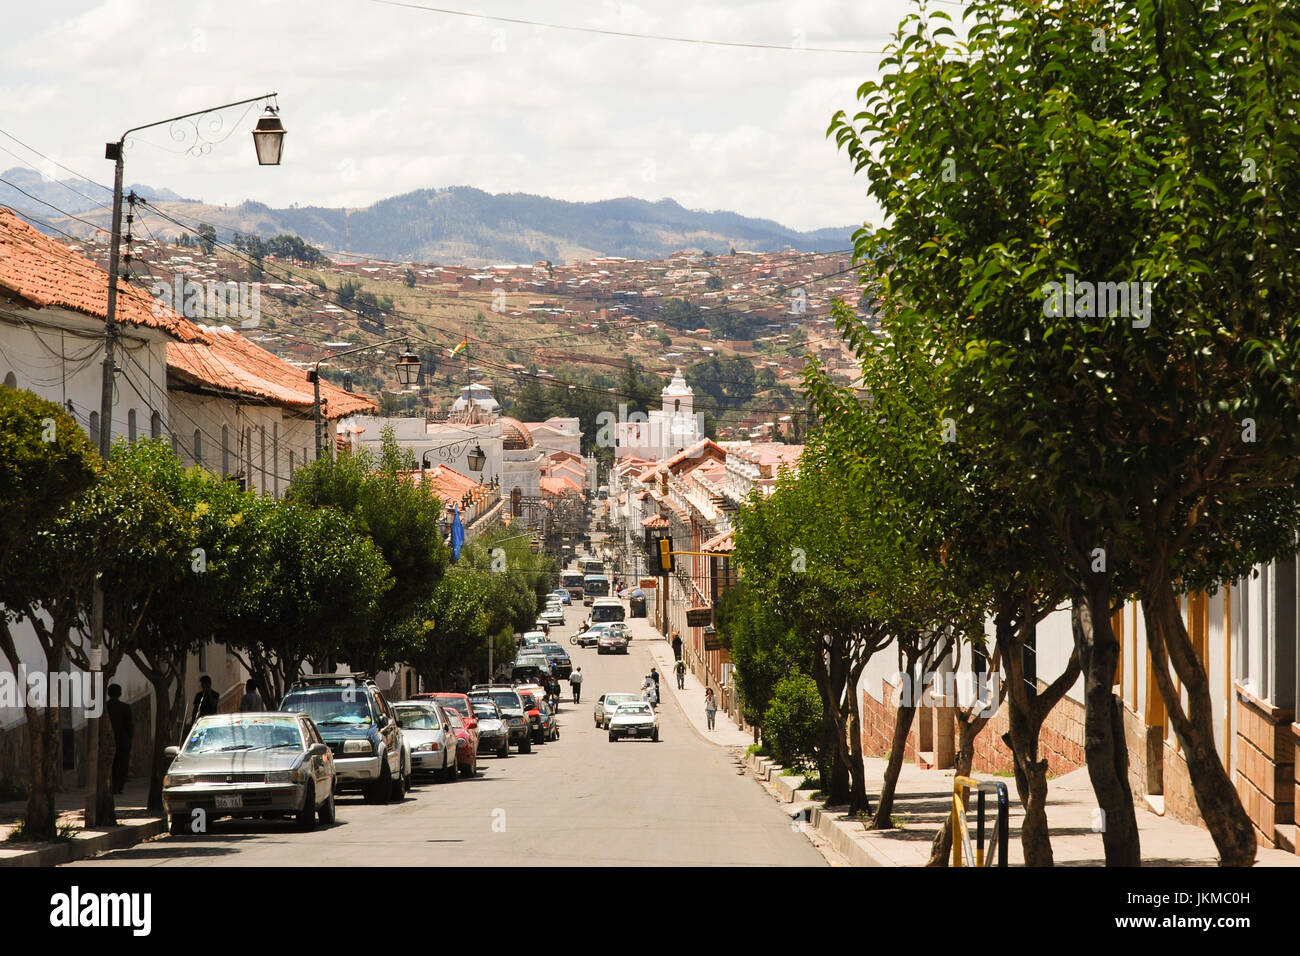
xmin=977 ymin=788 xmax=986 ymax=868
xmin=313 ymin=366 xmax=323 ymax=459
xmin=86 ymin=145 xmax=126 ymax=829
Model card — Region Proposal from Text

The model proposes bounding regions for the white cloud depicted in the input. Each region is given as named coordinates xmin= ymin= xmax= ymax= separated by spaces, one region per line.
xmin=0 ymin=0 xmax=937 ymax=233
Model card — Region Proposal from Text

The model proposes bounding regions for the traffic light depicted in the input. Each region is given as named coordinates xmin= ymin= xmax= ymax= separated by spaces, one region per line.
xmin=658 ymin=536 xmax=673 ymax=574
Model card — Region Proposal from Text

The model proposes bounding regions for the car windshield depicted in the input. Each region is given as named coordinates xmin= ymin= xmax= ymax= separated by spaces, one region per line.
xmin=394 ymin=705 xmax=440 ymax=730
xmin=539 ymin=646 xmax=566 ymax=658
xmin=608 ymin=695 xmax=639 ymax=706
xmin=520 ymin=694 xmax=538 ymax=709
xmin=184 ymin=718 xmax=303 ymax=754
xmin=617 ymin=704 xmax=651 ymax=716
xmin=446 ymin=711 xmax=464 ymax=728
xmin=281 ymin=691 xmax=373 ymax=726
xmin=488 ymin=692 xmax=521 ymax=711
xmin=472 ymin=706 xmax=498 ymax=720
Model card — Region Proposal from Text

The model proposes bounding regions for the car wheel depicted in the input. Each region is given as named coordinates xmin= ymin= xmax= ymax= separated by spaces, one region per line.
xmin=442 ymin=753 xmax=458 ymax=782
xmin=168 ymin=814 xmax=190 ymax=836
xmin=317 ymin=788 xmax=336 ymax=826
xmin=652 ymin=729 xmax=659 ymax=742
xmin=608 ymin=731 xmax=617 ymax=742
xmin=519 ymin=737 xmax=532 ymax=754
xmin=392 ymin=760 xmax=409 ymax=799
xmin=296 ymin=783 xmax=317 ymax=831
xmin=460 ymin=755 xmax=476 ymax=779
xmin=497 ymin=741 xmax=509 ymax=758
xmin=367 ymin=759 xmax=393 ymax=804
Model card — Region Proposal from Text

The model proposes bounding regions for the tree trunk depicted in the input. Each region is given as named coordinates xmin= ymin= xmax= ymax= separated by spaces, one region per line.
xmin=1073 ymin=583 xmax=1142 ymax=865
xmin=872 ymin=697 xmax=916 ymax=828
xmin=1004 ymin=675 xmax=1052 ymax=865
xmin=928 ymin=710 xmax=991 ymax=865
xmin=0 ymin=622 xmax=60 ymax=841
xmin=146 ymin=672 xmax=175 ymax=811
xmin=812 ymin=647 xmax=850 ymax=804
xmin=1143 ymin=579 xmax=1256 ymax=866
xmin=844 ymin=668 xmax=871 ymax=814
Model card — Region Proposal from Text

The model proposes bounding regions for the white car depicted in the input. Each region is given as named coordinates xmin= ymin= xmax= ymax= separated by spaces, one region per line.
xmin=608 ymin=701 xmax=659 ymax=742
xmin=540 ymin=606 xmax=566 ymax=626
xmin=594 ymin=692 xmax=642 ymax=729
xmin=393 ymin=702 xmax=459 ymax=782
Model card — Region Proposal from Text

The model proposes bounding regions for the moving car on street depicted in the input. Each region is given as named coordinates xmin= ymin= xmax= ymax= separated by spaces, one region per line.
xmin=280 ymin=673 xmax=410 ymax=804
xmin=163 ymin=712 xmax=337 ymax=834
xmin=550 ymin=588 xmax=572 ymax=606
xmin=571 ymin=623 xmax=609 ymax=647
xmin=597 ymin=629 xmax=629 ymax=655
xmin=590 ymin=597 xmax=625 ymax=625
xmin=608 ymin=701 xmax=659 ymax=742
xmin=393 ymin=700 xmax=459 ymax=782
xmin=594 ymin=692 xmax=642 ymax=729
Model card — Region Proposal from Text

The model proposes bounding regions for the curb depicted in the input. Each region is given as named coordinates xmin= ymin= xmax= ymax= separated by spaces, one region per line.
xmin=808 ymin=806 xmax=895 ymax=868
xmin=0 ymin=817 xmax=166 ymax=867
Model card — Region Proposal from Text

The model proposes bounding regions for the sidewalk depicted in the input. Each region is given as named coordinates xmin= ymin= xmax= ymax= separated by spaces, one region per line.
xmin=748 ymin=754 xmax=1300 ymax=867
xmin=622 ymin=614 xmax=752 ymax=747
xmin=0 ymin=778 xmax=166 ymax=866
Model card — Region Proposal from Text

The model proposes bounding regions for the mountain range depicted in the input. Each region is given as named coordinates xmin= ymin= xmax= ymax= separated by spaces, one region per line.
xmin=1 ymin=167 xmax=856 ymax=265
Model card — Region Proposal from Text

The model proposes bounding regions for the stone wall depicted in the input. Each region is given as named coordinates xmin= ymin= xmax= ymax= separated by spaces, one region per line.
xmin=1235 ymin=684 xmax=1295 ymax=851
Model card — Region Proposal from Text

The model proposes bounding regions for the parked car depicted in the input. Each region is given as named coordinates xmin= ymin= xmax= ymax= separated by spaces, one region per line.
xmin=444 ymin=709 xmax=479 ymax=778
xmin=519 ymin=630 xmax=550 ymax=649
xmin=469 ymin=699 xmax=510 ymax=758
xmin=534 ymin=643 xmax=572 ymax=679
xmin=550 ymin=588 xmax=572 ymax=606
xmin=594 ymin=692 xmax=642 ymax=729
xmin=392 ymin=700 xmax=459 ymax=782
xmin=533 ymin=619 xmax=551 ymax=636
xmin=512 ymin=653 xmax=551 ymax=683
xmin=597 ymin=630 xmax=629 ymax=655
xmin=608 ymin=701 xmax=659 ymax=742
xmin=163 ymin=712 xmax=336 ymax=834
xmin=537 ymin=700 xmax=559 ymax=741
xmin=540 ymin=606 xmax=566 ymax=626
xmin=517 ymin=690 xmax=545 ymax=743
xmin=468 ymin=685 xmax=531 ymax=753
xmin=280 ymin=674 xmax=409 ymax=803
xmin=412 ymin=692 xmax=474 ymax=723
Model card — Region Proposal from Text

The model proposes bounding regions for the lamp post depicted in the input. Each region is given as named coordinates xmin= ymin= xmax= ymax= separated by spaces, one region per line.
xmin=88 ymin=93 xmax=283 ymax=829
xmin=420 ymin=439 xmax=487 ymax=473
xmin=309 ymin=340 xmax=420 ymax=458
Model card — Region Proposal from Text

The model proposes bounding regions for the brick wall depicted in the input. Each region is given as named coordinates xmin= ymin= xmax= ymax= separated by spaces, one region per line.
xmin=860 ymin=676 xmax=1087 ymax=775
xmin=1235 ymin=684 xmax=1295 ymax=851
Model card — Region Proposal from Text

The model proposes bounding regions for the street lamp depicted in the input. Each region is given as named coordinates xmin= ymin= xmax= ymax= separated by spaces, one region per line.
xmin=467 ymin=442 xmax=487 ymax=472
xmin=251 ymin=107 xmax=287 ymax=165
xmin=89 ymin=92 xmax=282 ymax=830
xmin=309 ymin=337 xmax=418 ymax=458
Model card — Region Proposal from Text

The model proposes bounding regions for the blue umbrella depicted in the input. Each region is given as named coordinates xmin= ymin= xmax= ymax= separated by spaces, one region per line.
xmin=450 ymin=504 xmax=466 ymax=561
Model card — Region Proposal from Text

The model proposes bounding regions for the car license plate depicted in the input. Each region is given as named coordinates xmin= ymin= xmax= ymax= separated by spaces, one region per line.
xmin=628 ymin=729 xmax=638 ymax=737
xmin=215 ymin=795 xmax=242 ymax=809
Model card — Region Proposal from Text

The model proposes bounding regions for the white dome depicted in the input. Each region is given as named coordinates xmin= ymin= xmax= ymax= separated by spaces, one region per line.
xmin=662 ymin=368 xmax=692 ymax=397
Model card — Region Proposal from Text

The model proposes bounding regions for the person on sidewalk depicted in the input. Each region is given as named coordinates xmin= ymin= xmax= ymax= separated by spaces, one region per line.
xmin=105 ymin=683 xmax=133 ymax=795
xmin=570 ymin=666 xmax=583 ymax=704
xmin=704 ymin=687 xmax=717 ymax=730
xmin=187 ymin=675 xmax=219 ymax=735
xmin=238 ymin=679 xmax=264 ymax=712
xmin=674 ymin=658 xmax=686 ymax=690
xmin=671 ymin=628 xmax=682 ymax=661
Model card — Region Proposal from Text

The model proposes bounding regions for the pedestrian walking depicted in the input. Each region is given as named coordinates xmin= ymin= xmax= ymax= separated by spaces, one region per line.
xmin=570 ymin=666 xmax=584 ymax=704
xmin=105 ymin=683 xmax=133 ymax=795
xmin=674 ymin=658 xmax=686 ymax=690
xmin=238 ymin=678 xmax=264 ymax=712
xmin=671 ymin=629 xmax=682 ymax=662
xmin=704 ymin=687 xmax=717 ymax=730
xmin=187 ymin=675 xmax=219 ymax=735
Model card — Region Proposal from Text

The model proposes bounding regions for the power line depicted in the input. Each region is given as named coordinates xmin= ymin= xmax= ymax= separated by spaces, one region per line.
xmin=368 ymin=0 xmax=893 ymax=55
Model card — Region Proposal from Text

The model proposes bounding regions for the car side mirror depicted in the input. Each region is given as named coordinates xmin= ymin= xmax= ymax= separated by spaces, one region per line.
xmin=467 ymin=719 xmax=478 ymax=729
xmin=378 ymin=714 xmax=390 ymax=728
xmin=308 ymin=743 xmax=328 ymax=757
xmin=163 ymin=746 xmax=180 ymax=758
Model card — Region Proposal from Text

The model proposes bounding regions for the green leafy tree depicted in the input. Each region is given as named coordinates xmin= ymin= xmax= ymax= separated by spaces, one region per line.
xmin=764 ymin=674 xmax=823 ymax=771
xmin=830 ymin=0 xmax=1300 ymax=865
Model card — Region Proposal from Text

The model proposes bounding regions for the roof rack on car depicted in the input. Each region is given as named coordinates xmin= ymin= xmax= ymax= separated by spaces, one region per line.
xmin=290 ymin=672 xmax=373 ymax=686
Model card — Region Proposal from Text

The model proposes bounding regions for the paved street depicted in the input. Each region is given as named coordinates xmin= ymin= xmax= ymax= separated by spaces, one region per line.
xmin=67 ymin=611 xmax=825 ymax=868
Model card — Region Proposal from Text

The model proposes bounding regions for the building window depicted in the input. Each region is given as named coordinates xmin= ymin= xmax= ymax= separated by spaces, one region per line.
xmin=3 ymin=371 xmax=17 ymax=388
xmin=88 ymin=411 xmax=100 ymax=449
xmin=289 ymin=450 xmax=295 ymax=477
xmin=272 ymin=422 xmax=280 ymax=497
xmin=150 ymin=410 xmax=162 ymax=439
xmin=127 ymin=408 xmax=137 ymax=443
xmin=193 ymin=429 xmax=203 ymax=467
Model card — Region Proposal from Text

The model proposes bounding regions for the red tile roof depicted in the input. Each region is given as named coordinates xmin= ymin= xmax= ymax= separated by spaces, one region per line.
xmin=701 ymin=529 xmax=735 ymax=553
xmin=0 ymin=207 xmax=203 ymax=342
xmin=168 ymin=327 xmax=376 ymax=419
xmin=540 ymin=475 xmax=582 ymax=496
xmin=641 ymin=514 xmax=669 ymax=529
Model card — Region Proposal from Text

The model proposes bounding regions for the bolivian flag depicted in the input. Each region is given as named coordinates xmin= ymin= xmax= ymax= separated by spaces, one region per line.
xmin=449 ymin=338 xmax=468 ymax=358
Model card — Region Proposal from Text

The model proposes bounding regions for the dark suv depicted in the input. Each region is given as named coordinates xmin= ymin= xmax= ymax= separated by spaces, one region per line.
xmin=280 ymin=674 xmax=410 ymax=803
xmin=468 ymin=685 xmax=532 ymax=754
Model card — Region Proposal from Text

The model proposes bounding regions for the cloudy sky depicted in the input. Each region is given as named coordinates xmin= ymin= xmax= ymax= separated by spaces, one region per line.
xmin=1 ymin=0 xmax=946 ymax=232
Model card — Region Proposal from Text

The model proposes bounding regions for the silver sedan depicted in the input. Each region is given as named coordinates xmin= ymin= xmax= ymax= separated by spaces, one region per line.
xmin=163 ymin=712 xmax=336 ymax=834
